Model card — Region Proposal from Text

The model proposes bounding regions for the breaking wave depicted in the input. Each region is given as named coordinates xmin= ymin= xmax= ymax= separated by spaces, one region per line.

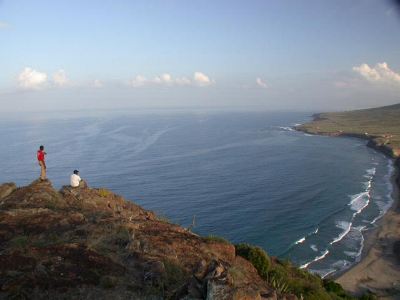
xmin=300 ymin=250 xmax=330 ymax=269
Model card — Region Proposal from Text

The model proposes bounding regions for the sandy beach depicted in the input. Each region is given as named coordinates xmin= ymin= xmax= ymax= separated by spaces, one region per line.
xmin=336 ymin=160 xmax=400 ymax=299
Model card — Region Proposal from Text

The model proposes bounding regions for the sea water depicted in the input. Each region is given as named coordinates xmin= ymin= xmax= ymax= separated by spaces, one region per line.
xmin=0 ymin=110 xmax=394 ymax=277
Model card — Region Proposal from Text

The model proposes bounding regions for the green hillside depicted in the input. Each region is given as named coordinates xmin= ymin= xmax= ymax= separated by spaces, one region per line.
xmin=297 ymin=104 xmax=400 ymax=157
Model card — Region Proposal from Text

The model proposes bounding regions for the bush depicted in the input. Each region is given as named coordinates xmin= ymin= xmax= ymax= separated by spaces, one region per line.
xmin=235 ymin=243 xmax=370 ymax=299
xmin=113 ymin=226 xmax=131 ymax=248
xmin=324 ymin=280 xmax=345 ymax=294
xmin=157 ymin=215 xmax=171 ymax=224
xmin=204 ymin=235 xmax=230 ymax=244
xmin=9 ymin=235 xmax=29 ymax=249
xmin=100 ymin=275 xmax=118 ymax=288
xmin=162 ymin=259 xmax=187 ymax=297
xmin=98 ymin=188 xmax=110 ymax=197
xmin=235 ymin=243 xmax=270 ymax=278
xmin=359 ymin=293 xmax=377 ymax=300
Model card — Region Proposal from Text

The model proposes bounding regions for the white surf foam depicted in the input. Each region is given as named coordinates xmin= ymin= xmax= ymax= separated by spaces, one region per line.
xmin=310 ymin=244 xmax=318 ymax=252
xmin=295 ymin=237 xmax=306 ymax=244
xmin=320 ymin=269 xmax=337 ymax=279
xmin=349 ymin=192 xmax=370 ymax=215
xmin=371 ymin=160 xmax=394 ymax=224
xmin=278 ymin=126 xmax=295 ymax=132
xmin=366 ymin=167 xmax=376 ymax=176
xmin=292 ymin=227 xmax=319 ymax=246
xmin=330 ymin=221 xmax=352 ymax=245
xmin=300 ymin=249 xmax=330 ymax=269
xmin=355 ymin=228 xmax=365 ymax=260
xmin=344 ymin=251 xmax=358 ymax=257
xmin=348 ymin=166 xmax=375 ymax=217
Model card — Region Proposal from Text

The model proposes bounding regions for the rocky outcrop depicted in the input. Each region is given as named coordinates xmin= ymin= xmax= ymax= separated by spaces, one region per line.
xmin=0 ymin=182 xmax=16 ymax=201
xmin=0 ymin=180 xmax=292 ymax=300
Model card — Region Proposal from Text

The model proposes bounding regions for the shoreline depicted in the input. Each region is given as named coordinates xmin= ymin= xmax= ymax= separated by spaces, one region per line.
xmin=295 ymin=124 xmax=400 ymax=298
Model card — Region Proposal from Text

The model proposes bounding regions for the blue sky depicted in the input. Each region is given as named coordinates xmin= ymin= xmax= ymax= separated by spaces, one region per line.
xmin=1 ymin=0 xmax=400 ymax=112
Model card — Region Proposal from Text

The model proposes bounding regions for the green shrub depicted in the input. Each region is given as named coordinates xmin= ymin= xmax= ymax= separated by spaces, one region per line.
xmin=204 ymin=235 xmax=230 ymax=244
xmin=157 ymin=215 xmax=171 ymax=224
xmin=359 ymin=293 xmax=377 ymax=300
xmin=323 ymin=280 xmax=348 ymax=297
xmin=268 ymin=273 xmax=290 ymax=294
xmin=114 ymin=226 xmax=131 ymax=248
xmin=100 ymin=275 xmax=118 ymax=288
xmin=98 ymin=188 xmax=111 ymax=197
xmin=235 ymin=243 xmax=372 ymax=299
xmin=9 ymin=235 xmax=29 ymax=249
xmin=235 ymin=243 xmax=270 ymax=278
xmin=162 ymin=259 xmax=187 ymax=297
xmin=228 ymin=266 xmax=245 ymax=282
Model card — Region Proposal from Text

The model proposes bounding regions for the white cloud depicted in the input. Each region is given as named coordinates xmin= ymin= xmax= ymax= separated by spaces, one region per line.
xmin=154 ymin=73 xmax=174 ymax=85
xmin=129 ymin=75 xmax=148 ymax=87
xmin=92 ymin=79 xmax=103 ymax=88
xmin=256 ymin=77 xmax=268 ymax=88
xmin=18 ymin=67 xmax=48 ymax=90
xmin=353 ymin=62 xmax=400 ymax=86
xmin=52 ymin=69 xmax=69 ymax=87
xmin=128 ymin=72 xmax=213 ymax=87
xmin=193 ymin=72 xmax=212 ymax=86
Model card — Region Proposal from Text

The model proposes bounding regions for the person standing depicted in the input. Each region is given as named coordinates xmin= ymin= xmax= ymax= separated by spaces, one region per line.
xmin=37 ymin=145 xmax=47 ymax=180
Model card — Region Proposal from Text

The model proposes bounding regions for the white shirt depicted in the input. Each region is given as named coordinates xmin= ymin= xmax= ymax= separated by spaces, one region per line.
xmin=70 ymin=174 xmax=81 ymax=187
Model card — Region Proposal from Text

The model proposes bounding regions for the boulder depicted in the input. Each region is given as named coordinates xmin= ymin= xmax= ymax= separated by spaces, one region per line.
xmin=0 ymin=182 xmax=16 ymax=200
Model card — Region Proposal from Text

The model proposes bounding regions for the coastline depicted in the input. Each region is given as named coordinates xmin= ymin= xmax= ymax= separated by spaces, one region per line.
xmin=335 ymin=157 xmax=400 ymax=298
xmin=295 ymin=120 xmax=400 ymax=298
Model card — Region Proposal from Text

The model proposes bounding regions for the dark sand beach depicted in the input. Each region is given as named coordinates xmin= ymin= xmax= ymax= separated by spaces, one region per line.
xmin=336 ymin=163 xmax=400 ymax=299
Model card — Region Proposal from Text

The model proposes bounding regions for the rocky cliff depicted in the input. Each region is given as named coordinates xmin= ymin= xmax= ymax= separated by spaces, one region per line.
xmin=0 ymin=180 xmax=291 ymax=300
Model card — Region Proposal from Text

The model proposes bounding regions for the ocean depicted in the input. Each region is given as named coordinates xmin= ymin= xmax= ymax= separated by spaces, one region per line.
xmin=0 ymin=110 xmax=394 ymax=277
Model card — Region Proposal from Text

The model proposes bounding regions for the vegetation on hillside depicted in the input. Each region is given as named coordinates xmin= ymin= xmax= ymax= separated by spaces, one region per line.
xmin=235 ymin=243 xmax=377 ymax=300
xmin=296 ymin=103 xmax=400 ymax=157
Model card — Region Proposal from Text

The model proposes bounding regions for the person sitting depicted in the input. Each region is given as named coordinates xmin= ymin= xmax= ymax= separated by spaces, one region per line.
xmin=70 ymin=170 xmax=82 ymax=188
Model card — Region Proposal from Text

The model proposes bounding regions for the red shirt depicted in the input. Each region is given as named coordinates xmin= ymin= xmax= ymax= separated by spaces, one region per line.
xmin=37 ymin=150 xmax=45 ymax=162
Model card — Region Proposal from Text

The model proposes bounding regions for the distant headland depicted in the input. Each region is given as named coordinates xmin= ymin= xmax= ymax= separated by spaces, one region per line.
xmin=296 ymin=103 xmax=400 ymax=158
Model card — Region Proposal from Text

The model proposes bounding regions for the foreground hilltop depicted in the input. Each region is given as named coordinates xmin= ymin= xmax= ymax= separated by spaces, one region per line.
xmin=296 ymin=103 xmax=400 ymax=158
xmin=0 ymin=180 xmax=284 ymax=299
xmin=0 ymin=180 xmax=376 ymax=299
xmin=0 ymin=180 xmax=273 ymax=299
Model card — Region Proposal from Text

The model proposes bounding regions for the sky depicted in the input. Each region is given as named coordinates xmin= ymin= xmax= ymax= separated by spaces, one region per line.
xmin=0 ymin=0 xmax=400 ymax=113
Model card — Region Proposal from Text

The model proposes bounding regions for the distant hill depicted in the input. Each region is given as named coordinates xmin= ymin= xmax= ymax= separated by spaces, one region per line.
xmin=296 ymin=103 xmax=400 ymax=157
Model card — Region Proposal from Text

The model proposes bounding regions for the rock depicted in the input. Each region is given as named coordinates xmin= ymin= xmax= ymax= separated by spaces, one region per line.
xmin=261 ymin=290 xmax=278 ymax=300
xmin=193 ymin=259 xmax=208 ymax=280
xmin=280 ymin=295 xmax=298 ymax=300
xmin=204 ymin=260 xmax=229 ymax=281
xmin=206 ymin=279 xmax=230 ymax=300
xmin=0 ymin=182 xmax=16 ymax=200
xmin=187 ymin=277 xmax=204 ymax=299
xmin=143 ymin=261 xmax=165 ymax=286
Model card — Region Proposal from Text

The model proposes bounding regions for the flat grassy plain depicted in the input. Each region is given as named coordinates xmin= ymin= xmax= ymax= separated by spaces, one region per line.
xmin=296 ymin=103 xmax=400 ymax=157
